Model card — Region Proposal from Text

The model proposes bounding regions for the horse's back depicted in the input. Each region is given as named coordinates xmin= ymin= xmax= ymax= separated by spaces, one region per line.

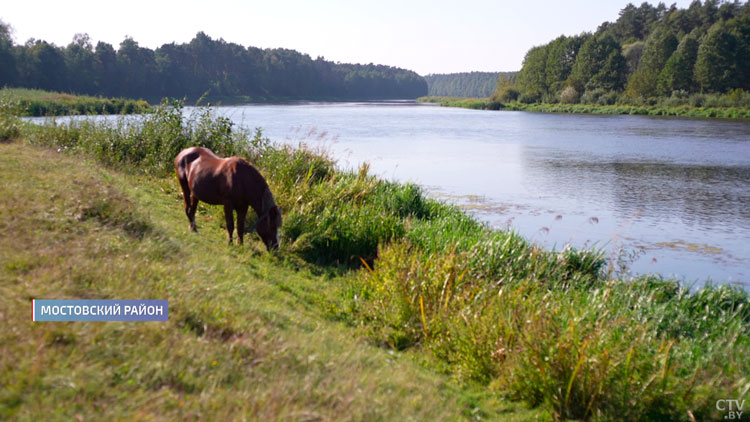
xmin=221 ymin=157 xmax=268 ymax=207
xmin=174 ymin=147 xmax=220 ymax=179
xmin=174 ymin=147 xmax=270 ymax=209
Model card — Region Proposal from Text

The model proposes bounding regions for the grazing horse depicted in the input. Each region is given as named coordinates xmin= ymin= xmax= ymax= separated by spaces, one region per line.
xmin=174 ymin=147 xmax=282 ymax=250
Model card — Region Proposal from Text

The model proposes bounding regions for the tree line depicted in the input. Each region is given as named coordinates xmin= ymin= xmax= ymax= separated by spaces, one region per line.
xmin=497 ymin=0 xmax=750 ymax=104
xmin=425 ymin=72 xmax=514 ymax=98
xmin=0 ymin=22 xmax=427 ymax=101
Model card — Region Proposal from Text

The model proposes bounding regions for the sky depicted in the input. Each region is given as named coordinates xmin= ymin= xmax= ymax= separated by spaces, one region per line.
xmin=2 ymin=0 xmax=698 ymax=75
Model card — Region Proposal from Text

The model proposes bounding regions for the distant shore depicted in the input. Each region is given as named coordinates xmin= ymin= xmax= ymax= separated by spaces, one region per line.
xmin=0 ymin=88 xmax=151 ymax=117
xmin=417 ymin=96 xmax=750 ymax=119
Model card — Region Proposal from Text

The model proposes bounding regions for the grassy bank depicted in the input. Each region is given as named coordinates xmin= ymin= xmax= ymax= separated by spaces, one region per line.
xmin=418 ymin=96 xmax=491 ymax=110
xmin=418 ymin=95 xmax=750 ymax=119
xmin=0 ymin=88 xmax=151 ymax=117
xmin=2 ymin=103 xmax=749 ymax=421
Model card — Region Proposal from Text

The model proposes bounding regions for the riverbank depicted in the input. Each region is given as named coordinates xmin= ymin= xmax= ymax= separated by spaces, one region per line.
xmin=0 ymin=88 xmax=151 ymax=117
xmin=2 ymin=103 xmax=748 ymax=420
xmin=2 ymin=140 xmax=530 ymax=421
xmin=418 ymin=96 xmax=750 ymax=119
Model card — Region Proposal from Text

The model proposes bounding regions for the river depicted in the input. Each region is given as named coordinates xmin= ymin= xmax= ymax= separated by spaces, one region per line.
xmin=214 ymin=101 xmax=750 ymax=287
xmin=31 ymin=101 xmax=750 ymax=287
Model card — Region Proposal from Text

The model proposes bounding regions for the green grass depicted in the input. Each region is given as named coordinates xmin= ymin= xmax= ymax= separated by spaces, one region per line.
xmin=2 ymin=102 xmax=749 ymax=421
xmin=0 ymin=87 xmax=151 ymax=117
xmin=0 ymin=142 xmax=544 ymax=421
xmin=418 ymin=96 xmax=491 ymax=110
xmin=418 ymin=95 xmax=750 ymax=119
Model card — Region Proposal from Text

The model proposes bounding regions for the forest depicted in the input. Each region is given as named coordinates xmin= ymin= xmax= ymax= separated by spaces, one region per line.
xmin=497 ymin=0 xmax=750 ymax=105
xmin=0 ymin=22 xmax=427 ymax=101
xmin=424 ymin=72 xmax=513 ymax=98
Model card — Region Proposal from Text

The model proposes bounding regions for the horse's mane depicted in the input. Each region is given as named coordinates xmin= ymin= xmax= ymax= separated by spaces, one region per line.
xmin=233 ymin=157 xmax=275 ymax=215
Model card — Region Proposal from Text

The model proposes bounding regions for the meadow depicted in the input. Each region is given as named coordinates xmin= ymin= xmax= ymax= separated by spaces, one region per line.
xmin=1 ymin=101 xmax=748 ymax=421
xmin=0 ymin=87 xmax=151 ymax=117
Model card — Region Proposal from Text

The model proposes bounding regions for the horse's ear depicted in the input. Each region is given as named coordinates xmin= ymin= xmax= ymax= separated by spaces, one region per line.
xmin=270 ymin=205 xmax=282 ymax=225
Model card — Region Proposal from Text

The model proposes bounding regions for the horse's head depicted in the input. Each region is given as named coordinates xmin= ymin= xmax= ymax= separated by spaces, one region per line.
xmin=256 ymin=205 xmax=282 ymax=251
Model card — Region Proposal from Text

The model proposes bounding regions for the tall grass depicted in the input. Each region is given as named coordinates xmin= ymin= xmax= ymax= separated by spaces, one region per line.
xmin=16 ymin=101 xmax=750 ymax=421
xmin=419 ymin=91 xmax=750 ymax=119
xmin=0 ymin=142 xmax=490 ymax=421
xmin=22 ymin=100 xmax=246 ymax=174
xmin=0 ymin=87 xmax=151 ymax=116
xmin=357 ymin=243 xmax=749 ymax=420
xmin=0 ymin=99 xmax=22 ymax=142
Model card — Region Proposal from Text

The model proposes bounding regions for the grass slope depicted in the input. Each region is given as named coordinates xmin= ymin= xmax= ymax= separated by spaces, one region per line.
xmin=0 ymin=142 xmax=540 ymax=421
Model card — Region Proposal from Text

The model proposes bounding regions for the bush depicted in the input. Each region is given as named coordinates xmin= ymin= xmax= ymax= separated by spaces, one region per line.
xmin=688 ymin=93 xmax=706 ymax=107
xmin=492 ymin=87 xmax=520 ymax=103
xmin=518 ymin=91 xmax=541 ymax=104
xmin=581 ymin=88 xmax=618 ymax=105
xmin=22 ymin=100 xmax=249 ymax=175
xmin=0 ymin=101 xmax=22 ymax=142
xmin=559 ymin=86 xmax=579 ymax=104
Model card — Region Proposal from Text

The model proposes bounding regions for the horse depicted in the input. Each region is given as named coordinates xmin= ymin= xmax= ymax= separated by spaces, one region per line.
xmin=174 ymin=147 xmax=282 ymax=250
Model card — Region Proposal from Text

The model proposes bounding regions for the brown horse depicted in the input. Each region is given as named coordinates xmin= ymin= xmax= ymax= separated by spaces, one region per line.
xmin=174 ymin=147 xmax=282 ymax=250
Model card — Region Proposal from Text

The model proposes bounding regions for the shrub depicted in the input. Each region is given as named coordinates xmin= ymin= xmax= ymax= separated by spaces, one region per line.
xmin=559 ymin=86 xmax=579 ymax=104
xmin=0 ymin=101 xmax=21 ymax=142
xmin=491 ymin=86 xmax=520 ymax=103
xmin=581 ymin=88 xmax=618 ymax=105
xmin=518 ymin=91 xmax=542 ymax=104
xmin=22 ymin=100 xmax=249 ymax=175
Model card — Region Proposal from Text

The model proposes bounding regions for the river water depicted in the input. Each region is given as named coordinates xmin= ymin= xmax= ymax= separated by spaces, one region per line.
xmin=30 ymin=102 xmax=750 ymax=286
xmin=215 ymin=101 xmax=750 ymax=287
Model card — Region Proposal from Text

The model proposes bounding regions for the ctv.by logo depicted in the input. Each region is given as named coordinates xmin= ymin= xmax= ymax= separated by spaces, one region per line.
xmin=717 ymin=399 xmax=745 ymax=420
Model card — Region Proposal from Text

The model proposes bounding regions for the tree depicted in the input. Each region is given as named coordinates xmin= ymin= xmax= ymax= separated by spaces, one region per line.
xmin=608 ymin=2 xmax=669 ymax=43
xmin=612 ymin=3 xmax=647 ymax=42
xmin=568 ymin=33 xmax=627 ymax=93
xmin=622 ymin=40 xmax=645 ymax=73
xmin=425 ymin=72 xmax=502 ymax=98
xmin=490 ymin=73 xmax=520 ymax=102
xmin=93 ymin=42 xmax=118 ymax=96
xmin=517 ymin=44 xmax=550 ymax=99
xmin=695 ymin=20 xmax=740 ymax=92
xmin=664 ymin=7 xmax=701 ymax=37
xmin=545 ymin=34 xmax=588 ymax=96
xmin=0 ymin=20 xmax=17 ymax=87
xmin=117 ymin=37 xmax=157 ymax=97
xmin=657 ymin=31 xmax=699 ymax=94
xmin=3 ymin=21 xmax=427 ymax=100
xmin=726 ymin=15 xmax=750 ymax=90
xmin=626 ymin=26 xmax=678 ymax=97
xmin=22 ymin=40 xmax=67 ymax=91
xmin=64 ymin=33 xmax=95 ymax=94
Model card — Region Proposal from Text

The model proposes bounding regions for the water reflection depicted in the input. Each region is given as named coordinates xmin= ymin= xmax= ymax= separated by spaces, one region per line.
xmin=523 ymin=156 xmax=750 ymax=235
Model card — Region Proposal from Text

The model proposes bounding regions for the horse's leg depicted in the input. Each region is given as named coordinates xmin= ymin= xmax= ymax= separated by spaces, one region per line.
xmin=188 ymin=194 xmax=199 ymax=232
xmin=236 ymin=205 xmax=248 ymax=246
xmin=224 ymin=202 xmax=235 ymax=245
xmin=178 ymin=177 xmax=194 ymax=230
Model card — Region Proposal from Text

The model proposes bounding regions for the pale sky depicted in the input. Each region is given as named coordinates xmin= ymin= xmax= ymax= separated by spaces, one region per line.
xmin=2 ymin=0 xmax=697 ymax=75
